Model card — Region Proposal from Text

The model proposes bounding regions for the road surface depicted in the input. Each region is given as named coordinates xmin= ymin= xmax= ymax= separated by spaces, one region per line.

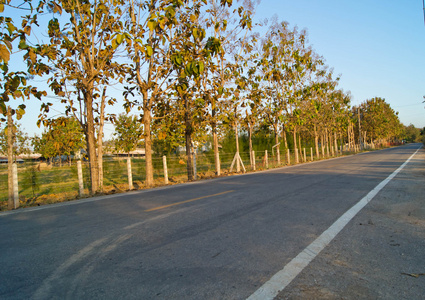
xmin=1 ymin=143 xmax=424 ymax=299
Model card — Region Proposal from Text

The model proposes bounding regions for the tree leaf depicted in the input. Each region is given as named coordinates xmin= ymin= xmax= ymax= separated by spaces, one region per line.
xmin=53 ymin=2 xmax=62 ymax=14
xmin=0 ymin=102 xmax=6 ymax=115
xmin=146 ymin=45 xmax=153 ymax=57
xmin=16 ymin=108 xmax=25 ymax=120
xmin=148 ymin=20 xmax=156 ymax=32
xmin=0 ymin=44 xmax=10 ymax=63
xmin=116 ymin=33 xmax=124 ymax=45
xmin=18 ymin=39 xmax=28 ymax=50
xmin=198 ymin=61 xmax=204 ymax=74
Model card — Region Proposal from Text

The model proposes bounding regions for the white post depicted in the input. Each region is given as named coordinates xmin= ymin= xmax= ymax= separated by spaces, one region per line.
xmin=252 ymin=151 xmax=256 ymax=171
xmin=12 ymin=163 xmax=19 ymax=208
xmin=216 ymin=151 xmax=221 ymax=176
xmin=265 ymin=150 xmax=268 ymax=169
xmin=77 ymin=160 xmax=84 ymax=197
xmin=310 ymin=147 xmax=313 ymax=161
xmin=127 ymin=157 xmax=133 ymax=190
xmin=163 ymin=155 xmax=168 ymax=185
xmin=303 ymin=148 xmax=306 ymax=162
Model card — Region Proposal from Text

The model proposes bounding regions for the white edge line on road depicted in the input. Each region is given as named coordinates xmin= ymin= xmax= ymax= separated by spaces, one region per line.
xmin=247 ymin=146 xmax=422 ymax=300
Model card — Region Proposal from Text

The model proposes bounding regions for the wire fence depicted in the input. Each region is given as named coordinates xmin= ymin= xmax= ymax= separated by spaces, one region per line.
xmin=0 ymin=143 xmax=377 ymax=210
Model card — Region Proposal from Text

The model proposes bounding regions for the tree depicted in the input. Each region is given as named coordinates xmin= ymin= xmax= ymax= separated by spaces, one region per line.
xmin=0 ymin=117 xmax=31 ymax=157
xmin=0 ymin=0 xmax=48 ymax=116
xmin=240 ymin=63 xmax=265 ymax=167
xmin=202 ymin=0 xmax=256 ymax=175
xmin=113 ymin=114 xmax=143 ymax=156
xmin=122 ymin=0 xmax=187 ymax=187
xmin=169 ymin=0 xmax=225 ymax=180
xmin=32 ymin=133 xmax=56 ymax=162
xmin=0 ymin=109 xmax=31 ymax=209
xmin=33 ymin=117 xmax=85 ymax=165
xmin=403 ymin=124 xmax=420 ymax=143
xmin=35 ymin=0 xmax=126 ymax=194
xmin=259 ymin=22 xmax=317 ymax=163
xmin=357 ymin=97 xmax=402 ymax=145
xmin=1 ymin=1 xmax=50 ymax=209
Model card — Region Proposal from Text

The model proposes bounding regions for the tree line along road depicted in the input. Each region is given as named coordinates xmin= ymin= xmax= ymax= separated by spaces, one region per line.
xmin=0 ymin=143 xmax=424 ymax=299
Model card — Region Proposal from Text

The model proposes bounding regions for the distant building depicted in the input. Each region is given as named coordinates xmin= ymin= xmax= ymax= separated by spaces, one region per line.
xmin=104 ymin=148 xmax=146 ymax=158
xmin=0 ymin=153 xmax=41 ymax=163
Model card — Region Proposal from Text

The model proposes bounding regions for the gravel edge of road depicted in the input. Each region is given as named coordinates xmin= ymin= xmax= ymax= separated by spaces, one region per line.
xmin=275 ymin=147 xmax=425 ymax=300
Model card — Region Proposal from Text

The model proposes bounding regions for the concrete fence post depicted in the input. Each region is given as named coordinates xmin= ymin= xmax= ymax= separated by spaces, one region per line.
xmin=310 ymin=147 xmax=313 ymax=161
xmin=77 ymin=160 xmax=84 ymax=197
xmin=265 ymin=150 xmax=268 ymax=169
xmin=127 ymin=158 xmax=133 ymax=190
xmin=303 ymin=148 xmax=306 ymax=162
xmin=12 ymin=163 xmax=19 ymax=208
xmin=216 ymin=151 xmax=221 ymax=176
xmin=163 ymin=155 xmax=168 ymax=185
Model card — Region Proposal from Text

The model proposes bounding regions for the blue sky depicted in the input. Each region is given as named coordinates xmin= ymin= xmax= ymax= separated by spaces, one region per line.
xmin=3 ymin=0 xmax=425 ymax=138
xmin=255 ymin=0 xmax=425 ymax=128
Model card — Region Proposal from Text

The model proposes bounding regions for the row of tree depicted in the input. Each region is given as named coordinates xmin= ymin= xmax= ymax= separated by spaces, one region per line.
xmin=0 ymin=0 xmax=416 ymax=196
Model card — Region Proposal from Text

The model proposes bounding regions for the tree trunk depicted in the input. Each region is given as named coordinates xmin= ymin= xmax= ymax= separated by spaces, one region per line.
xmin=144 ymin=106 xmax=154 ymax=187
xmin=248 ymin=123 xmax=253 ymax=167
xmin=211 ymin=101 xmax=220 ymax=175
xmin=326 ymin=129 xmax=330 ymax=157
xmin=314 ymin=124 xmax=320 ymax=159
xmin=185 ymin=131 xmax=193 ymax=180
xmin=298 ymin=135 xmax=302 ymax=162
xmin=293 ymin=127 xmax=299 ymax=164
xmin=283 ymin=129 xmax=288 ymax=149
xmin=235 ymin=122 xmax=240 ymax=172
xmin=334 ymin=133 xmax=338 ymax=156
xmin=97 ymin=87 xmax=106 ymax=192
xmin=7 ymin=107 xmax=14 ymax=209
xmin=213 ymin=126 xmax=220 ymax=176
xmin=185 ymin=95 xmax=193 ymax=180
xmin=274 ymin=124 xmax=280 ymax=165
xmin=84 ymin=91 xmax=99 ymax=194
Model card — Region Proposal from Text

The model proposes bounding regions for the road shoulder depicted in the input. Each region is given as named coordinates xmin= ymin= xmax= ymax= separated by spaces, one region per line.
xmin=277 ymin=147 xmax=425 ymax=299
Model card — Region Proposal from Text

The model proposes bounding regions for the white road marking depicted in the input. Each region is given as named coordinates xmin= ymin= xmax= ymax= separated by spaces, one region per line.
xmin=247 ymin=147 xmax=421 ymax=300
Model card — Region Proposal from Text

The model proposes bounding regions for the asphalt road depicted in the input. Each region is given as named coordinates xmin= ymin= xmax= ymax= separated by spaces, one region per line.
xmin=0 ymin=143 xmax=423 ymax=299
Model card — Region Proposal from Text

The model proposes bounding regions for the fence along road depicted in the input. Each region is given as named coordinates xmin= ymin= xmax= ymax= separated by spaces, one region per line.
xmin=0 ymin=143 xmax=422 ymax=299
